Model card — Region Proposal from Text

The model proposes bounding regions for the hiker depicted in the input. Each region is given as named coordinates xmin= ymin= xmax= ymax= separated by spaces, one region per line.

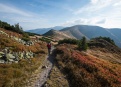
xmin=47 ymin=42 xmax=51 ymax=55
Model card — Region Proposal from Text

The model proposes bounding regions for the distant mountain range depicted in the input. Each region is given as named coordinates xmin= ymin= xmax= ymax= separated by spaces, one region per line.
xmin=43 ymin=25 xmax=121 ymax=47
xmin=26 ymin=26 xmax=64 ymax=35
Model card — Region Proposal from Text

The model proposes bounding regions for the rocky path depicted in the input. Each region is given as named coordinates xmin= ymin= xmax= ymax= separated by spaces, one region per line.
xmin=26 ymin=46 xmax=69 ymax=87
xmin=34 ymin=47 xmax=55 ymax=87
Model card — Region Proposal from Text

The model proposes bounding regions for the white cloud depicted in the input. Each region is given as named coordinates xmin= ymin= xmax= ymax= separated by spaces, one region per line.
xmin=91 ymin=0 xmax=99 ymax=4
xmin=9 ymin=16 xmax=47 ymax=23
xmin=62 ymin=19 xmax=87 ymax=26
xmin=74 ymin=0 xmax=115 ymax=15
xmin=113 ymin=1 xmax=121 ymax=6
xmin=62 ymin=17 xmax=106 ymax=27
xmin=0 ymin=0 xmax=121 ymax=30
xmin=0 ymin=4 xmax=31 ymax=17
xmin=71 ymin=0 xmax=121 ymax=28
xmin=5 ymin=15 xmax=49 ymax=30
xmin=0 ymin=3 xmax=50 ymax=30
xmin=96 ymin=19 xmax=106 ymax=24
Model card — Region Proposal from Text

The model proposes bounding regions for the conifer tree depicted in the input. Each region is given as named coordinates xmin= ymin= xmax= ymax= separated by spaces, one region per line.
xmin=78 ymin=40 xmax=82 ymax=50
xmin=81 ymin=37 xmax=88 ymax=51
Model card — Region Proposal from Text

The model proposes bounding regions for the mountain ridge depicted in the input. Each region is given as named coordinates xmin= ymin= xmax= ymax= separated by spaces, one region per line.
xmin=52 ymin=38 xmax=121 ymax=87
xmin=26 ymin=26 xmax=64 ymax=34
xmin=42 ymin=25 xmax=121 ymax=47
xmin=43 ymin=29 xmax=75 ymax=40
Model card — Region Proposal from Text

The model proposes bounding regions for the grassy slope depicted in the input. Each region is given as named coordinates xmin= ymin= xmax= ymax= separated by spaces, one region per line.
xmin=54 ymin=44 xmax=121 ymax=87
xmin=0 ymin=56 xmax=45 ymax=87
xmin=0 ymin=28 xmax=48 ymax=87
xmin=0 ymin=28 xmax=47 ymax=52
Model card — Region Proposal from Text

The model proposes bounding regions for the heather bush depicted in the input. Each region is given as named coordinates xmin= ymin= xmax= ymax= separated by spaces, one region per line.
xmin=55 ymin=45 xmax=121 ymax=87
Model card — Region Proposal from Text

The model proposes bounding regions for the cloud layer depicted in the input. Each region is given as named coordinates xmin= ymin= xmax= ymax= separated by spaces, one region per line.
xmin=63 ymin=0 xmax=121 ymax=28
xmin=0 ymin=4 xmax=31 ymax=17
xmin=0 ymin=0 xmax=121 ymax=30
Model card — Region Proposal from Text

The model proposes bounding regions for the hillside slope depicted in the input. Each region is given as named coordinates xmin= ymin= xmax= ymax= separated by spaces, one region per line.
xmin=61 ymin=25 xmax=121 ymax=47
xmin=27 ymin=26 xmax=64 ymax=34
xmin=42 ymin=25 xmax=121 ymax=47
xmin=49 ymin=39 xmax=121 ymax=87
xmin=0 ymin=27 xmax=48 ymax=87
xmin=108 ymin=29 xmax=121 ymax=41
xmin=43 ymin=29 xmax=75 ymax=41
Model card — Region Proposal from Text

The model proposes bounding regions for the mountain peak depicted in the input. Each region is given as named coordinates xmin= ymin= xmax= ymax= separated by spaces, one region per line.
xmin=43 ymin=29 xmax=75 ymax=40
xmin=43 ymin=29 xmax=56 ymax=36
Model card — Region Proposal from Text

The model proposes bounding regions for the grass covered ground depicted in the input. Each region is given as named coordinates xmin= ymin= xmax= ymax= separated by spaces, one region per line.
xmin=0 ymin=54 xmax=46 ymax=87
xmin=0 ymin=28 xmax=48 ymax=87
xmin=54 ymin=44 xmax=121 ymax=87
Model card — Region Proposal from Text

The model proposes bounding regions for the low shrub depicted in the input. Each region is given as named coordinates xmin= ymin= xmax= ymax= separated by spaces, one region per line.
xmin=58 ymin=39 xmax=79 ymax=45
xmin=55 ymin=45 xmax=121 ymax=87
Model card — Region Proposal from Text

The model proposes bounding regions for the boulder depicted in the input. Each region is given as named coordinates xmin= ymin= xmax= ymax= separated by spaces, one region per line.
xmin=0 ymin=59 xmax=5 ymax=63
xmin=0 ymin=52 xmax=4 ymax=58
xmin=0 ymin=52 xmax=5 ymax=55
xmin=8 ymin=59 xmax=14 ymax=62
xmin=29 ymin=52 xmax=34 ymax=58
xmin=6 ymin=53 xmax=15 ymax=59
xmin=13 ymin=52 xmax=19 ymax=61
xmin=18 ymin=52 xmax=24 ymax=59
xmin=14 ymin=61 xmax=18 ymax=63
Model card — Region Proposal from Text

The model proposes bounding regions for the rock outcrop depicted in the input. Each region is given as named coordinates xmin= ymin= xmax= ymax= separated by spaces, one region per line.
xmin=0 ymin=48 xmax=34 ymax=63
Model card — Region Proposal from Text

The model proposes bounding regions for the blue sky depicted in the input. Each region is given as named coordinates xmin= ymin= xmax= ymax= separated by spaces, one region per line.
xmin=0 ymin=0 xmax=121 ymax=30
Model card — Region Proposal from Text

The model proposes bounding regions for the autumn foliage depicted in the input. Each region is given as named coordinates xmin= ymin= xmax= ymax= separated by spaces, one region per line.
xmin=0 ymin=28 xmax=47 ymax=53
xmin=0 ymin=28 xmax=48 ymax=86
xmin=55 ymin=44 xmax=121 ymax=87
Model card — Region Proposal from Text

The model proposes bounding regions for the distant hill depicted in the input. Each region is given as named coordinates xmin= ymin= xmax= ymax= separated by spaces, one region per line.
xmin=61 ymin=25 xmax=121 ymax=47
xmin=43 ymin=25 xmax=121 ymax=47
xmin=108 ymin=29 xmax=121 ymax=41
xmin=26 ymin=26 xmax=64 ymax=34
xmin=43 ymin=29 xmax=75 ymax=40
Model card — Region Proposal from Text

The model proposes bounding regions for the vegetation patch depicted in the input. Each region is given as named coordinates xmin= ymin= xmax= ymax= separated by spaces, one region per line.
xmin=54 ymin=44 xmax=121 ymax=87
xmin=0 ymin=55 xmax=46 ymax=87
xmin=58 ymin=38 xmax=79 ymax=45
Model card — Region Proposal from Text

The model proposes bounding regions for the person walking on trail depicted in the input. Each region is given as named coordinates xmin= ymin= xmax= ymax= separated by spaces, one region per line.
xmin=47 ymin=42 xmax=51 ymax=55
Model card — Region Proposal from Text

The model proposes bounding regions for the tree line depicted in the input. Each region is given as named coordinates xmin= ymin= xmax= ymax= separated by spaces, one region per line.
xmin=0 ymin=20 xmax=24 ymax=34
xmin=58 ymin=36 xmax=116 ymax=51
xmin=93 ymin=36 xmax=115 ymax=45
xmin=58 ymin=37 xmax=88 ymax=51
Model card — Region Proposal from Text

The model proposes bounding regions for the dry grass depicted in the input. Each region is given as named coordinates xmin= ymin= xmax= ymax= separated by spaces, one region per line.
xmin=0 ymin=28 xmax=48 ymax=87
xmin=0 ymin=28 xmax=48 ymax=53
xmin=46 ymin=65 xmax=69 ymax=87
xmin=87 ymin=48 xmax=121 ymax=64
xmin=0 ymin=34 xmax=47 ymax=53
xmin=55 ymin=44 xmax=121 ymax=87
xmin=0 ymin=54 xmax=46 ymax=87
xmin=0 ymin=28 xmax=22 ymax=38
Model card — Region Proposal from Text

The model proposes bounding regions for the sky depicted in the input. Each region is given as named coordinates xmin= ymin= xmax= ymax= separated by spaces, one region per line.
xmin=0 ymin=0 xmax=121 ymax=30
